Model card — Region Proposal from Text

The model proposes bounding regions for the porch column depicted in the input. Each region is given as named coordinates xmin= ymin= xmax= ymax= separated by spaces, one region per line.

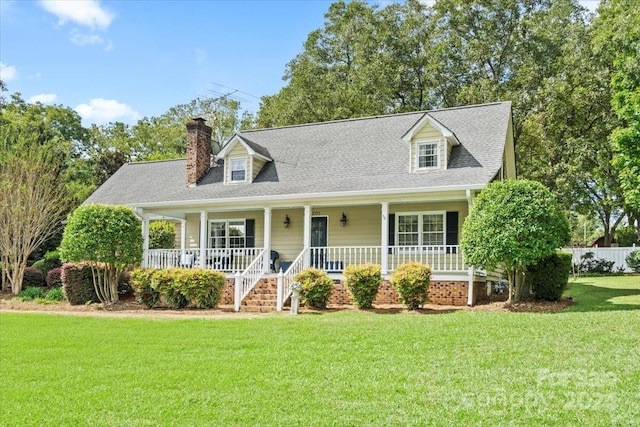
xmin=264 ymin=207 xmax=272 ymax=271
xmin=303 ymin=205 xmax=311 ymax=267
xmin=142 ymin=215 xmax=150 ymax=268
xmin=466 ymin=189 xmax=475 ymax=306
xmin=199 ymin=210 xmax=207 ymax=268
xmin=180 ymin=219 xmax=186 ymax=253
xmin=380 ymin=202 xmax=389 ymax=275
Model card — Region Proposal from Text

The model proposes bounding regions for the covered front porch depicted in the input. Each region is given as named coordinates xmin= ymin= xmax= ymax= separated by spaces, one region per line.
xmin=138 ymin=190 xmax=484 ymax=310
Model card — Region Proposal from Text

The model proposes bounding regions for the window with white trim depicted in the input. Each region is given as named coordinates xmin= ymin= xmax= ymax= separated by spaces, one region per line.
xmin=416 ymin=141 xmax=439 ymax=169
xmin=209 ymin=220 xmax=246 ymax=248
xmin=229 ymin=157 xmax=247 ymax=182
xmin=396 ymin=212 xmax=445 ymax=246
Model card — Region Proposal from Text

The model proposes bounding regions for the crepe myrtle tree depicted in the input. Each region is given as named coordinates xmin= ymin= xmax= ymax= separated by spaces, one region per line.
xmin=59 ymin=204 xmax=143 ymax=307
xmin=461 ymin=180 xmax=570 ymax=303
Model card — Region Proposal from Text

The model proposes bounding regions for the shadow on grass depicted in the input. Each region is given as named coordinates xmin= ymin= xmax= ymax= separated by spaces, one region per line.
xmin=564 ymin=281 xmax=640 ymax=313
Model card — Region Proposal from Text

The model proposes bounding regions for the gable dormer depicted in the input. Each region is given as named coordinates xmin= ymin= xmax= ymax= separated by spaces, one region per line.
xmin=402 ymin=113 xmax=460 ymax=172
xmin=216 ymin=134 xmax=272 ymax=185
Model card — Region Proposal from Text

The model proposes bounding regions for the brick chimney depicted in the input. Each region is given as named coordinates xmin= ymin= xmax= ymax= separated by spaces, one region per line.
xmin=186 ymin=117 xmax=212 ymax=187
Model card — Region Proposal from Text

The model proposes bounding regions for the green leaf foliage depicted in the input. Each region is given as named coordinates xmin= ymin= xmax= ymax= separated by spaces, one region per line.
xmin=626 ymin=251 xmax=640 ymax=273
xmin=525 ymin=251 xmax=573 ymax=301
xmin=59 ymin=204 xmax=142 ymax=306
xmin=343 ymin=263 xmax=382 ymax=309
xmin=461 ymin=180 xmax=570 ymax=272
xmin=294 ymin=268 xmax=334 ymax=309
xmin=149 ymin=221 xmax=176 ymax=249
xmin=390 ymin=262 xmax=431 ymax=310
xmin=60 ymin=204 xmax=142 ymax=266
xmin=130 ymin=268 xmax=226 ymax=309
xmin=461 ymin=180 xmax=570 ymax=302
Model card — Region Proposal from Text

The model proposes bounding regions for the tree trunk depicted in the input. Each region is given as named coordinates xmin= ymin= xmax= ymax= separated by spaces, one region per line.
xmin=506 ymin=267 xmax=515 ymax=304
xmin=513 ymin=270 xmax=526 ymax=302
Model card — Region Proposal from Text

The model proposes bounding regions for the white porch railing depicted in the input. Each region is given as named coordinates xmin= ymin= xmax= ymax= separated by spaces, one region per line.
xmin=234 ymin=248 xmax=267 ymax=312
xmin=306 ymin=245 xmax=467 ymax=273
xmin=144 ymin=248 xmax=262 ymax=273
xmin=277 ymin=247 xmax=309 ymax=311
xmin=387 ymin=245 xmax=466 ymax=272
xmin=309 ymin=246 xmax=382 ymax=272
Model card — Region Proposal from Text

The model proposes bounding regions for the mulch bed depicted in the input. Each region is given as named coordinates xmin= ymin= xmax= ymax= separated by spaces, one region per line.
xmin=0 ymin=290 xmax=575 ymax=317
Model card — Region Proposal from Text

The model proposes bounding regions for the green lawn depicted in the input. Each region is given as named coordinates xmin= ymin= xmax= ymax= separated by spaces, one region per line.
xmin=1 ymin=276 xmax=639 ymax=426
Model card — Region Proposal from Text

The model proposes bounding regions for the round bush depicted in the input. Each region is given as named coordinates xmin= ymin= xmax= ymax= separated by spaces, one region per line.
xmin=46 ymin=267 xmax=63 ymax=287
xmin=626 ymin=250 xmax=640 ymax=273
xmin=23 ymin=267 xmax=45 ymax=287
xmin=294 ymin=268 xmax=333 ymax=309
xmin=343 ymin=263 xmax=382 ymax=309
xmin=526 ymin=251 xmax=572 ymax=301
xmin=149 ymin=221 xmax=176 ymax=249
xmin=391 ymin=262 xmax=431 ymax=310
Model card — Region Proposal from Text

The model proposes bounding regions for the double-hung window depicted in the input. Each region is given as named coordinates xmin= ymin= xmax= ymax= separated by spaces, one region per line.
xmin=209 ymin=220 xmax=246 ymax=249
xmin=396 ymin=212 xmax=445 ymax=248
xmin=229 ymin=158 xmax=247 ymax=182
xmin=416 ymin=141 xmax=439 ymax=169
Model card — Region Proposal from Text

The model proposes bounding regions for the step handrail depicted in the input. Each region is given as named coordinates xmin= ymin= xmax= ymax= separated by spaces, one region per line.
xmin=234 ymin=248 xmax=267 ymax=312
xmin=276 ymin=247 xmax=309 ymax=311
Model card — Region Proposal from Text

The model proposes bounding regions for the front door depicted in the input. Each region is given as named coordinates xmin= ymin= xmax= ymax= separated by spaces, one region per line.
xmin=311 ymin=217 xmax=328 ymax=268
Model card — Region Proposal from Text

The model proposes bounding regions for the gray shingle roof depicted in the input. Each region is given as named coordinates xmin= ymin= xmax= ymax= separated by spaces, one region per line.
xmin=85 ymin=101 xmax=512 ymax=207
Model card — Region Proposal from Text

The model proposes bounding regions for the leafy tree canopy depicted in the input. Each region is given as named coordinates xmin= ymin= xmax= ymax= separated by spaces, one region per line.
xmin=461 ymin=180 xmax=570 ymax=302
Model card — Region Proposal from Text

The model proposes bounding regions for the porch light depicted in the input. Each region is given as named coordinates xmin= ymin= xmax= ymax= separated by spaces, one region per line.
xmin=284 ymin=215 xmax=290 ymax=228
xmin=340 ymin=213 xmax=347 ymax=227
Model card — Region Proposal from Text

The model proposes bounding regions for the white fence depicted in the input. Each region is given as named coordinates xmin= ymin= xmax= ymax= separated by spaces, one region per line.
xmin=563 ymin=246 xmax=638 ymax=273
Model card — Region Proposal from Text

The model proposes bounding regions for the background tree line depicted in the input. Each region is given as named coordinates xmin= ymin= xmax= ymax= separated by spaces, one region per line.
xmin=258 ymin=0 xmax=639 ymax=247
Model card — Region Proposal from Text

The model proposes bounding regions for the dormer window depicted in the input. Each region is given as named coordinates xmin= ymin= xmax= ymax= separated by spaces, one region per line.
xmin=229 ymin=157 xmax=247 ymax=182
xmin=416 ymin=141 xmax=439 ymax=169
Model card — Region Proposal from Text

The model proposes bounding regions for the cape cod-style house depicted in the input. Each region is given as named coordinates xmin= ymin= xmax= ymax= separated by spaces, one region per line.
xmin=86 ymin=101 xmax=515 ymax=311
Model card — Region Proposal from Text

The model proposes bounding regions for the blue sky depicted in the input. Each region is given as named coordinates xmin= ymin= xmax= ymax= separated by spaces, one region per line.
xmin=0 ymin=0 xmax=601 ymax=127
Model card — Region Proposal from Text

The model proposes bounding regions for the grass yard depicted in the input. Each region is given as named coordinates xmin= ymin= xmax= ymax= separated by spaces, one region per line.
xmin=1 ymin=276 xmax=639 ymax=426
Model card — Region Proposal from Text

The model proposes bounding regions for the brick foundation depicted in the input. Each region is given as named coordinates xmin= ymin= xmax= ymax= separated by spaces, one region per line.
xmin=329 ymin=280 xmax=481 ymax=306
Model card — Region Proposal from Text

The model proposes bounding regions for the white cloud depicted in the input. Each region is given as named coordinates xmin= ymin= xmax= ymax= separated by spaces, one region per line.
xmin=39 ymin=0 xmax=113 ymax=30
xmin=0 ymin=62 xmax=18 ymax=82
xmin=75 ymin=98 xmax=140 ymax=124
xmin=70 ymin=30 xmax=103 ymax=46
xmin=27 ymin=93 xmax=57 ymax=104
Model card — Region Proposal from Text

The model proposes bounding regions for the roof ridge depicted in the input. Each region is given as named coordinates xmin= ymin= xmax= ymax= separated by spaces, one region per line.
xmin=241 ymin=101 xmax=509 ymax=133
xmin=241 ymin=111 xmax=425 ymax=133
xmin=124 ymin=158 xmax=185 ymax=165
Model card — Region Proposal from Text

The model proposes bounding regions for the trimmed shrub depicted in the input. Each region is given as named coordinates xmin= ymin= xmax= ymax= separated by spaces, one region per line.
xmin=627 ymin=250 xmax=640 ymax=273
xmin=343 ymin=263 xmax=382 ymax=309
xmin=23 ymin=267 xmax=45 ymax=287
xmin=176 ymin=269 xmax=226 ymax=309
xmin=130 ymin=268 xmax=226 ymax=309
xmin=294 ymin=268 xmax=333 ymax=309
xmin=61 ymin=263 xmax=100 ymax=305
xmin=130 ymin=268 xmax=160 ymax=308
xmin=391 ymin=262 xmax=431 ymax=310
xmin=526 ymin=251 xmax=573 ymax=301
xmin=44 ymin=287 xmax=65 ymax=302
xmin=149 ymin=221 xmax=176 ymax=249
xmin=18 ymin=286 xmax=45 ymax=301
xmin=46 ymin=267 xmax=63 ymax=288
xmin=154 ymin=269 xmax=188 ymax=309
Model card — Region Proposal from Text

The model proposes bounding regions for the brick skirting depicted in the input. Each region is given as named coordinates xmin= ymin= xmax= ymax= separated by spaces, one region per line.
xmin=329 ymin=280 xmax=482 ymax=306
xmin=229 ymin=277 xmax=484 ymax=309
